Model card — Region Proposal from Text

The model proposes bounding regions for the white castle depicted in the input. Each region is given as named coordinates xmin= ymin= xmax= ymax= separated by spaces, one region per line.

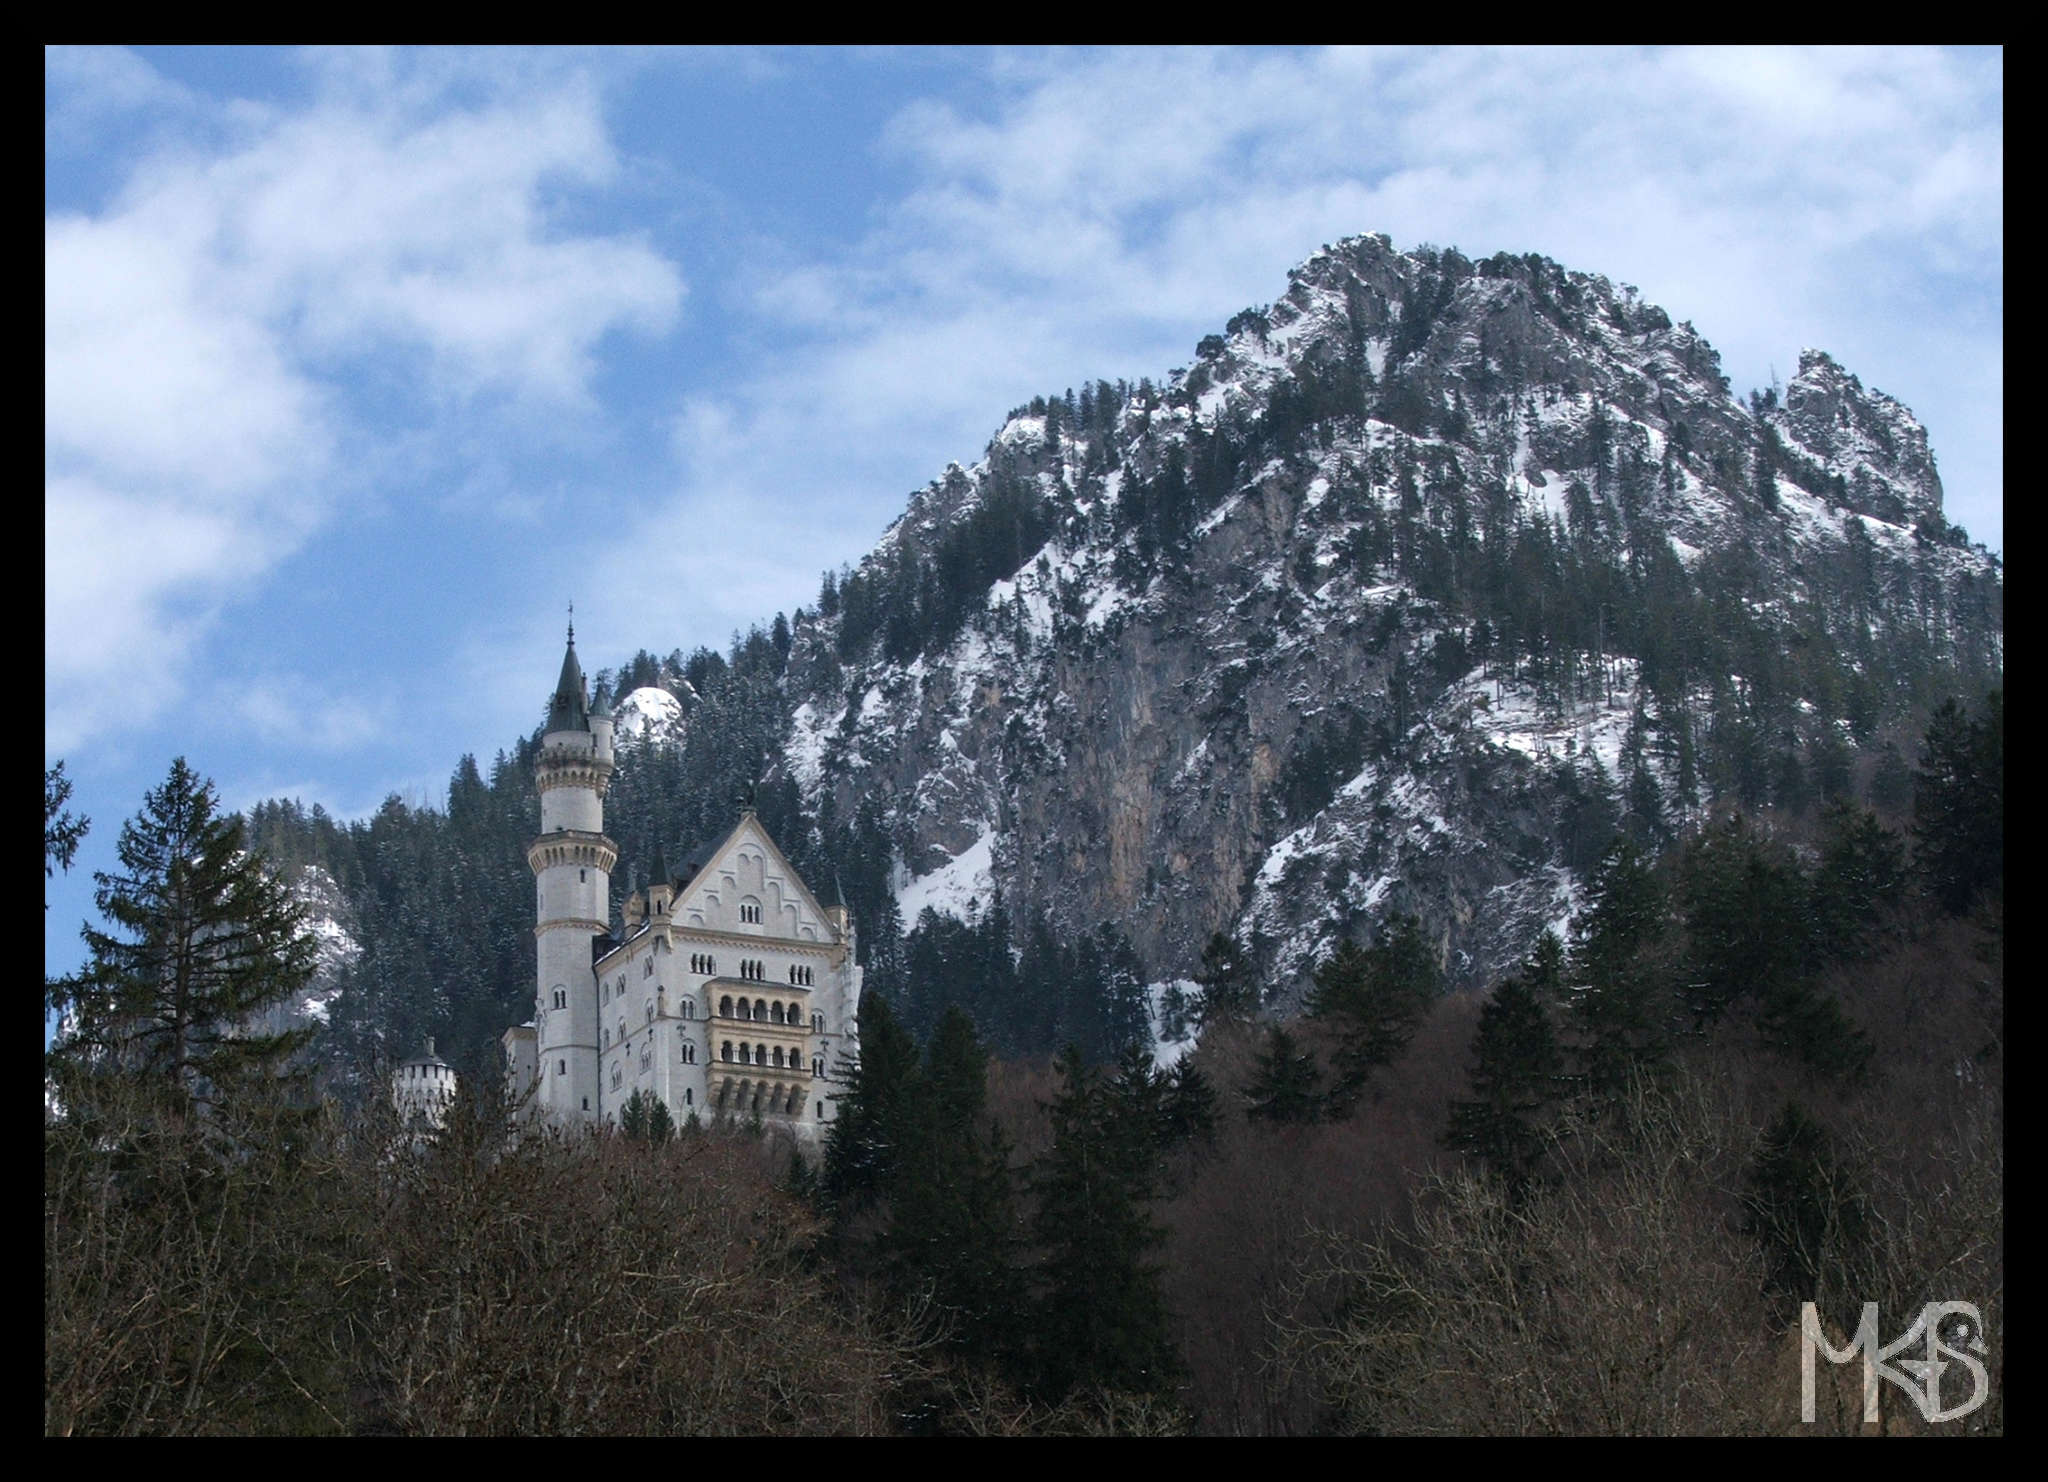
xmin=502 ymin=626 xmax=861 ymax=1138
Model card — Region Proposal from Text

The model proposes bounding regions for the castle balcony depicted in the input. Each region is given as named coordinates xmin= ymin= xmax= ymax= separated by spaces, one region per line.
xmin=525 ymin=830 xmax=619 ymax=876
xmin=710 ymin=1073 xmax=810 ymax=1121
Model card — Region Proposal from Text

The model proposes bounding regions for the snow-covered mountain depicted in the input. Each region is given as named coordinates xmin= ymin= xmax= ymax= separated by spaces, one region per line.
xmin=769 ymin=233 xmax=2000 ymax=1001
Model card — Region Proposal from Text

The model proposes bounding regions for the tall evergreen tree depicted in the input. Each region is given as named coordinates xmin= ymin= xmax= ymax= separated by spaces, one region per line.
xmin=822 ymin=990 xmax=919 ymax=1216
xmin=1446 ymin=933 xmax=1565 ymax=1191
xmin=45 ymin=760 xmax=89 ymax=885
xmin=1569 ymin=837 xmax=1675 ymax=1102
xmin=882 ymin=1006 xmax=1025 ymax=1367
xmin=1028 ymin=1045 xmax=1180 ymax=1400
xmin=1243 ymin=1025 xmax=1324 ymax=1125
xmin=1307 ymin=915 xmax=1441 ymax=1113
xmin=1912 ymin=692 xmax=2003 ymax=916
xmin=57 ymin=758 xmax=317 ymax=1121
xmin=1190 ymin=931 xmax=1261 ymax=1032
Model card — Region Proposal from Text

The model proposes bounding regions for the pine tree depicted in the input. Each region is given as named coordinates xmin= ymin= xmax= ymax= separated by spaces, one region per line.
xmin=882 ymin=1007 xmax=1025 ymax=1367
xmin=1243 ymin=1025 xmax=1323 ymax=1125
xmin=1190 ymin=931 xmax=1260 ymax=1033
xmin=1811 ymin=801 xmax=1907 ymax=965
xmin=1307 ymin=915 xmax=1440 ymax=1113
xmin=58 ymin=758 xmax=317 ymax=1122
xmin=45 ymin=760 xmax=89 ymax=884
xmin=1569 ymin=837 xmax=1675 ymax=1102
xmin=1028 ymin=1045 xmax=1180 ymax=1399
xmin=1913 ymin=693 xmax=2003 ymax=916
xmin=1161 ymin=1058 xmax=1218 ymax=1150
xmin=822 ymin=990 xmax=918 ymax=1215
xmin=1679 ymin=813 xmax=1811 ymax=1026
xmin=1446 ymin=934 xmax=1565 ymax=1191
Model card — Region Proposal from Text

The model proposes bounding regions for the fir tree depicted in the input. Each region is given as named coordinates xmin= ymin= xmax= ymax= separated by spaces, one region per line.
xmin=822 ymin=990 xmax=918 ymax=1215
xmin=1307 ymin=915 xmax=1440 ymax=1113
xmin=1679 ymin=814 xmax=1811 ymax=1026
xmin=882 ymin=1007 xmax=1025 ymax=1367
xmin=1811 ymin=801 xmax=1907 ymax=965
xmin=1028 ymin=1045 xmax=1180 ymax=1399
xmin=45 ymin=760 xmax=89 ymax=884
xmin=1190 ymin=931 xmax=1261 ymax=1033
xmin=1445 ymin=933 xmax=1565 ymax=1191
xmin=58 ymin=758 xmax=317 ymax=1121
xmin=1913 ymin=693 xmax=2003 ymax=916
xmin=1243 ymin=1025 xmax=1323 ymax=1125
xmin=1161 ymin=1058 xmax=1219 ymax=1150
xmin=1569 ymin=837 xmax=1675 ymax=1102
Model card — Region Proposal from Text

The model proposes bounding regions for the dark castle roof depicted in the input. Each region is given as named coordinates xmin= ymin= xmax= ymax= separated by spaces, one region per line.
xmin=547 ymin=624 xmax=590 ymax=734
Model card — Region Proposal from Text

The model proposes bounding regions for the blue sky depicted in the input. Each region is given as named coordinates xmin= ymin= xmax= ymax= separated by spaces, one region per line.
xmin=45 ymin=46 xmax=2002 ymax=980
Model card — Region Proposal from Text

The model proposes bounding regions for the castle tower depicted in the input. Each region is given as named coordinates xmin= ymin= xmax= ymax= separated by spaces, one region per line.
xmin=529 ymin=622 xmax=617 ymax=1125
xmin=392 ymin=1037 xmax=459 ymax=1131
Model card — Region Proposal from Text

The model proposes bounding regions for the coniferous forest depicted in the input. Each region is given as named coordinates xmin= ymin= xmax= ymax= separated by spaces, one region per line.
xmin=45 ymin=690 xmax=2001 ymax=1434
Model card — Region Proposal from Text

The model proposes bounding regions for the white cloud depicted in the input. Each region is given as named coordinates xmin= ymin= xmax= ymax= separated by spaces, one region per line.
xmin=46 ymin=49 xmax=688 ymax=756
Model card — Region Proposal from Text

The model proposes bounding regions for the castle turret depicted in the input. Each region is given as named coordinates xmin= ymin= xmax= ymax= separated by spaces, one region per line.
xmin=530 ymin=622 xmax=617 ymax=1125
xmin=393 ymin=1037 xmax=458 ymax=1131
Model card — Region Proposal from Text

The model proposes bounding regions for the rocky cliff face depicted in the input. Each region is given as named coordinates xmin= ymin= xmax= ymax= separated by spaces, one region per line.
xmin=776 ymin=234 xmax=1999 ymax=1002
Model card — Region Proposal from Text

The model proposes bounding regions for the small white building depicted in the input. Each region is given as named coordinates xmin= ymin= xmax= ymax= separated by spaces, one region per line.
xmin=393 ymin=1038 xmax=458 ymax=1131
xmin=503 ymin=626 xmax=862 ymax=1140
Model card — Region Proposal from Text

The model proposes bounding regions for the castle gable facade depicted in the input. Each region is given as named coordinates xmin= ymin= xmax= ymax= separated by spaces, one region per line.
xmin=504 ymin=629 xmax=860 ymax=1137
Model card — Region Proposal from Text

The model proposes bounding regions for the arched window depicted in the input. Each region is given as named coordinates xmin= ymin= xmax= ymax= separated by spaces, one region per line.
xmin=754 ymin=998 xmax=767 ymax=1020
xmin=644 ymin=958 xmax=653 ymax=978
xmin=771 ymin=1002 xmax=785 ymax=1024
xmin=681 ymin=1041 xmax=696 ymax=1064
xmin=706 ymin=955 xmax=715 ymax=974
xmin=720 ymin=995 xmax=733 ymax=1017
xmin=610 ymin=1064 xmax=622 ymax=1090
xmin=685 ymin=1088 xmax=693 ymax=1106
xmin=812 ymin=1054 xmax=825 ymax=1077
xmin=772 ymin=1046 xmax=785 ymax=1068
xmin=645 ymin=999 xmax=655 ymax=1024
xmin=812 ymin=1011 xmax=825 ymax=1033
xmin=682 ymin=997 xmax=695 ymax=1020
xmin=558 ymin=1059 xmax=566 ymax=1075
xmin=721 ymin=1041 xmax=733 ymax=1062
xmin=603 ymin=1028 xmax=611 ymax=1049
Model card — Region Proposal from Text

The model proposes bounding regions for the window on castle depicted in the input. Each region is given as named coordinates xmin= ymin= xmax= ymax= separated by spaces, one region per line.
xmin=558 ymin=1060 xmax=566 ymax=1075
xmin=721 ymin=1042 xmax=733 ymax=1062
xmin=645 ymin=959 xmax=653 ymax=977
xmin=754 ymin=998 xmax=767 ymax=1020
xmin=603 ymin=1028 xmax=611 ymax=1049
xmin=685 ymin=1088 xmax=693 ymax=1106
xmin=682 ymin=1042 xmax=696 ymax=1064
xmin=683 ymin=998 xmax=694 ymax=1019
xmin=812 ymin=1055 xmax=825 ymax=1077
xmin=812 ymin=1011 xmax=825 ymax=1033
xmin=580 ymin=869 xmax=586 ymax=882
xmin=646 ymin=1000 xmax=654 ymax=1024
xmin=772 ymin=1047 xmax=784 ymax=1068
xmin=740 ymin=899 xmax=762 ymax=924
xmin=720 ymin=995 xmax=733 ymax=1017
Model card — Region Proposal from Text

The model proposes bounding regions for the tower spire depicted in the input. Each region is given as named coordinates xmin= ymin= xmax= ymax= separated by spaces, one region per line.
xmin=548 ymin=615 xmax=591 ymax=734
